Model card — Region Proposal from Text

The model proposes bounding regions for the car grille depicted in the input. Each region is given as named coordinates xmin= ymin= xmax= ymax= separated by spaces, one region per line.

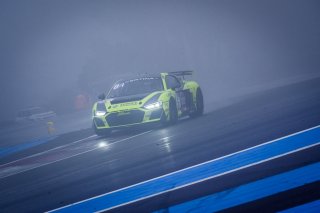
xmin=150 ymin=109 xmax=163 ymax=120
xmin=94 ymin=118 xmax=105 ymax=127
xmin=106 ymin=110 xmax=145 ymax=127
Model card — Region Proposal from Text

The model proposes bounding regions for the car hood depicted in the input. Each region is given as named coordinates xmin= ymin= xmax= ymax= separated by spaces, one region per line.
xmin=101 ymin=92 xmax=161 ymax=112
xmin=109 ymin=93 xmax=149 ymax=104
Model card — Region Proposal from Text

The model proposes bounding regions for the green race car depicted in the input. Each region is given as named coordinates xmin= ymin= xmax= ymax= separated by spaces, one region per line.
xmin=92 ymin=71 xmax=204 ymax=136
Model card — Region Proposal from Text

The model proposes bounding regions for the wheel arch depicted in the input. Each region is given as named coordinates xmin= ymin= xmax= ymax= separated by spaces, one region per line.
xmin=183 ymin=81 xmax=201 ymax=103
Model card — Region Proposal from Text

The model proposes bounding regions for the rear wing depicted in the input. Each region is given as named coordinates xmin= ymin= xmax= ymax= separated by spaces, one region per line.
xmin=169 ymin=70 xmax=193 ymax=79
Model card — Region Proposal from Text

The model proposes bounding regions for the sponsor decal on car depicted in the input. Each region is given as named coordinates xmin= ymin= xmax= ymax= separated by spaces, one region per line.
xmin=117 ymin=111 xmax=130 ymax=116
xmin=120 ymin=102 xmax=138 ymax=107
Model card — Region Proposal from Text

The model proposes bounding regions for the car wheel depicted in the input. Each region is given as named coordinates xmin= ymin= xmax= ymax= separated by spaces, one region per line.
xmin=190 ymin=88 xmax=204 ymax=118
xmin=160 ymin=99 xmax=178 ymax=126
xmin=169 ymin=99 xmax=178 ymax=125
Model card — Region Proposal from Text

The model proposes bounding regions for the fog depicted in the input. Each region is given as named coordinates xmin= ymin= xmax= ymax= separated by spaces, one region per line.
xmin=1 ymin=0 xmax=320 ymax=121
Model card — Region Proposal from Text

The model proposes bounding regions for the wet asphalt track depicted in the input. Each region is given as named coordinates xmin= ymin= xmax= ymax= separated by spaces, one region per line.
xmin=0 ymin=78 xmax=320 ymax=212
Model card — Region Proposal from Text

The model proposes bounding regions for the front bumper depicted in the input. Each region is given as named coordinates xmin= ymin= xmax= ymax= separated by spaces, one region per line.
xmin=93 ymin=108 xmax=164 ymax=129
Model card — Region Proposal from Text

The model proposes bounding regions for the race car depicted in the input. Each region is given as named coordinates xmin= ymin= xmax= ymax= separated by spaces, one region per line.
xmin=92 ymin=71 xmax=204 ymax=136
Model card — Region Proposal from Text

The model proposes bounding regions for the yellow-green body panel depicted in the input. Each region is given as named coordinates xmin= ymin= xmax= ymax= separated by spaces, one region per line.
xmin=92 ymin=72 xmax=201 ymax=130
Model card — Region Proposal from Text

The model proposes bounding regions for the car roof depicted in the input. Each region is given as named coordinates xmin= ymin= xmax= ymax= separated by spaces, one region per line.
xmin=113 ymin=71 xmax=193 ymax=82
xmin=117 ymin=73 xmax=162 ymax=82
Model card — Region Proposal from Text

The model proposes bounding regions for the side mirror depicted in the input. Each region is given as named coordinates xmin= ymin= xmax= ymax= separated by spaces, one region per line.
xmin=98 ymin=93 xmax=106 ymax=100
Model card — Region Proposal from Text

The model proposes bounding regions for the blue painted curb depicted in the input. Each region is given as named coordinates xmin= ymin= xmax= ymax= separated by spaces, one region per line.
xmin=156 ymin=162 xmax=320 ymax=212
xmin=0 ymin=136 xmax=57 ymax=158
xmin=51 ymin=126 xmax=320 ymax=213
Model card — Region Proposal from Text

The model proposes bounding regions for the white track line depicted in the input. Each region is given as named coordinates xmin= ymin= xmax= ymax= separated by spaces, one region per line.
xmin=0 ymin=135 xmax=97 ymax=167
xmin=51 ymin=124 xmax=320 ymax=212
xmin=0 ymin=130 xmax=152 ymax=179
xmin=99 ymin=142 xmax=320 ymax=212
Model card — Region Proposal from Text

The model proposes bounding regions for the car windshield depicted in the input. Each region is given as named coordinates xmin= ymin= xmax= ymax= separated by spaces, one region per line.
xmin=107 ymin=77 xmax=163 ymax=98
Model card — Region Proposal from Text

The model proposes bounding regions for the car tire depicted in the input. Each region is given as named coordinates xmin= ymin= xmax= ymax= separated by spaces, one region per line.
xmin=168 ymin=99 xmax=178 ymax=125
xmin=190 ymin=88 xmax=204 ymax=118
xmin=160 ymin=109 xmax=168 ymax=126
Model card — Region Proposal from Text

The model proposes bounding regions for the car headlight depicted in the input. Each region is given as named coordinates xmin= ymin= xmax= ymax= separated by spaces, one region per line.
xmin=144 ymin=101 xmax=162 ymax=110
xmin=95 ymin=102 xmax=107 ymax=116
xmin=95 ymin=110 xmax=106 ymax=116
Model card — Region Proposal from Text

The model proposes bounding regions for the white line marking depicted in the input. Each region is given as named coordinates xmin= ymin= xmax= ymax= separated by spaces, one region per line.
xmin=51 ymin=124 xmax=320 ymax=212
xmin=0 ymin=135 xmax=97 ymax=167
xmin=99 ymin=142 xmax=320 ymax=212
xmin=0 ymin=130 xmax=152 ymax=179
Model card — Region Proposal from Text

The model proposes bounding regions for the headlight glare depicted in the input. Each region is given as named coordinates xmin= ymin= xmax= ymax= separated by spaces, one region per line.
xmin=144 ymin=101 xmax=162 ymax=110
xmin=95 ymin=110 xmax=106 ymax=116
xmin=95 ymin=102 xmax=107 ymax=116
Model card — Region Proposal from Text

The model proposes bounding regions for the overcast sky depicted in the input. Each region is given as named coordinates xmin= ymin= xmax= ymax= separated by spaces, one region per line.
xmin=0 ymin=0 xmax=319 ymax=120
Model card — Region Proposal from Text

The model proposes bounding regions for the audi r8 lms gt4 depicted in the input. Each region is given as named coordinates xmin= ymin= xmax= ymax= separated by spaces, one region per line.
xmin=92 ymin=71 xmax=204 ymax=136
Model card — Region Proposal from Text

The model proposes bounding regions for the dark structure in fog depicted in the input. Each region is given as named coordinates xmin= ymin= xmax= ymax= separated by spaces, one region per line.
xmin=0 ymin=0 xmax=319 ymax=120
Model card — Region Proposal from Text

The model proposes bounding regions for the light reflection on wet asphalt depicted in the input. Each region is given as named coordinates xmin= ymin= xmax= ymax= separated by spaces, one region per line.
xmin=0 ymin=131 xmax=152 ymax=179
